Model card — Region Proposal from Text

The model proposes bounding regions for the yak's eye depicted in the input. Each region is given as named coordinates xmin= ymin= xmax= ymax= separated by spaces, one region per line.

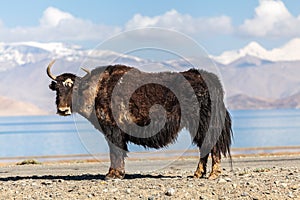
xmin=63 ymin=78 xmax=74 ymax=87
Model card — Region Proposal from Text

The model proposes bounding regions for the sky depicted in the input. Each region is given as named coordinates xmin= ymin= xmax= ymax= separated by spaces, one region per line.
xmin=0 ymin=0 xmax=300 ymax=55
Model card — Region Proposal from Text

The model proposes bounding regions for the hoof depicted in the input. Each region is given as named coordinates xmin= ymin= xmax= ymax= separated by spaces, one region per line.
xmin=105 ymin=168 xmax=125 ymax=180
xmin=193 ymin=165 xmax=206 ymax=179
xmin=193 ymin=171 xmax=206 ymax=179
xmin=208 ymin=171 xmax=221 ymax=180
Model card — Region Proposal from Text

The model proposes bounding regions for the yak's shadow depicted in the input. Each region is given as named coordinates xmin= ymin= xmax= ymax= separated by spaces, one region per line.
xmin=0 ymin=173 xmax=179 ymax=182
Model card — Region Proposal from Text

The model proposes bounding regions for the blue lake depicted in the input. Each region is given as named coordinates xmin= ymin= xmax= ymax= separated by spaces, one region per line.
xmin=0 ymin=109 xmax=299 ymax=161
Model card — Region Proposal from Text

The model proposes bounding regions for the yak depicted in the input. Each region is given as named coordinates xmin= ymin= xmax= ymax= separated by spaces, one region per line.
xmin=47 ymin=60 xmax=232 ymax=180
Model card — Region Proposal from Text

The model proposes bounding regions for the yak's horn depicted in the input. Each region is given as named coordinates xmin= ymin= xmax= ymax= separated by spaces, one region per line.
xmin=46 ymin=60 xmax=57 ymax=80
xmin=81 ymin=67 xmax=91 ymax=75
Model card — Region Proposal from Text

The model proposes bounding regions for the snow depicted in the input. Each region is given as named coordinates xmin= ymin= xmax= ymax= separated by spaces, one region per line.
xmin=15 ymin=41 xmax=81 ymax=55
xmin=213 ymin=38 xmax=300 ymax=65
xmin=0 ymin=42 xmax=84 ymax=71
xmin=2 ymin=38 xmax=300 ymax=70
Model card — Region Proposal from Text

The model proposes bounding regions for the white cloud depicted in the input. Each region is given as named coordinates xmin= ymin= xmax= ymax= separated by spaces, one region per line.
xmin=125 ymin=9 xmax=233 ymax=35
xmin=0 ymin=8 xmax=234 ymax=44
xmin=0 ymin=7 xmax=121 ymax=43
xmin=239 ymin=0 xmax=300 ymax=37
xmin=40 ymin=7 xmax=74 ymax=27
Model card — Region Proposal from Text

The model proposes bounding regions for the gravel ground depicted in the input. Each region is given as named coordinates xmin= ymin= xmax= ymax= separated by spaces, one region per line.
xmin=0 ymin=155 xmax=299 ymax=199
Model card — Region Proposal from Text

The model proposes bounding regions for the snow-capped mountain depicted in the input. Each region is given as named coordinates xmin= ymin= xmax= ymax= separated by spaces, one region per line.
xmin=0 ymin=42 xmax=146 ymax=72
xmin=213 ymin=38 xmax=300 ymax=65
xmin=0 ymin=42 xmax=80 ymax=71
xmin=0 ymin=39 xmax=300 ymax=115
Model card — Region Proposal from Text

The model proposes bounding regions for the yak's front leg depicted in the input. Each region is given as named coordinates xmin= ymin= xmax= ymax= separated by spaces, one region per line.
xmin=194 ymin=153 xmax=209 ymax=178
xmin=208 ymin=146 xmax=222 ymax=180
xmin=105 ymin=142 xmax=127 ymax=180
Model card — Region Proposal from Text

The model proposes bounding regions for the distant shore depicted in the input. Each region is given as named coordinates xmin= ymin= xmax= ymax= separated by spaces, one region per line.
xmin=1 ymin=146 xmax=300 ymax=165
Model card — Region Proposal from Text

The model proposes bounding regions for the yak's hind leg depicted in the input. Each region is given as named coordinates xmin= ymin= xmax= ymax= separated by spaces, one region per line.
xmin=208 ymin=146 xmax=222 ymax=180
xmin=193 ymin=147 xmax=222 ymax=179
xmin=194 ymin=153 xmax=209 ymax=178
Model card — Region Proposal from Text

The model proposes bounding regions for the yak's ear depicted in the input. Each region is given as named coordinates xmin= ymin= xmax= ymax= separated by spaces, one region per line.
xmin=49 ymin=81 xmax=56 ymax=91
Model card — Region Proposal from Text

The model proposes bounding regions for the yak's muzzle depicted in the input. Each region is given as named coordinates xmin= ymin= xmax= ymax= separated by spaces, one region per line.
xmin=57 ymin=106 xmax=72 ymax=116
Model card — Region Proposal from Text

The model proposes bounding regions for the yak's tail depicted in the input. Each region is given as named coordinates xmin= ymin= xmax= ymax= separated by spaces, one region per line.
xmin=219 ymin=110 xmax=233 ymax=160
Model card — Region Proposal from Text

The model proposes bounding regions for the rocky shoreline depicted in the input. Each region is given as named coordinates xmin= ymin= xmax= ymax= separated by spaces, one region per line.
xmin=0 ymin=155 xmax=299 ymax=199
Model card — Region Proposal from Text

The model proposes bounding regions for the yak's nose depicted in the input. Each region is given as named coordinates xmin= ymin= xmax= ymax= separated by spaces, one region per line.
xmin=58 ymin=106 xmax=72 ymax=115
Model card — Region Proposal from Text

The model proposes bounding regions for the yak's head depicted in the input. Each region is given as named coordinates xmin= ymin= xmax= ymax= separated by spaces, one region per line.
xmin=47 ymin=60 xmax=79 ymax=116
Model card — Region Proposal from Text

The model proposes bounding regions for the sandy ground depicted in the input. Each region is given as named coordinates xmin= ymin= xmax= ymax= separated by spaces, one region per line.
xmin=0 ymin=154 xmax=299 ymax=199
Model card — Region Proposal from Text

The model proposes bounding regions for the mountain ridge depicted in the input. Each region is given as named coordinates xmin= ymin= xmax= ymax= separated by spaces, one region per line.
xmin=0 ymin=40 xmax=299 ymax=115
xmin=227 ymin=93 xmax=300 ymax=110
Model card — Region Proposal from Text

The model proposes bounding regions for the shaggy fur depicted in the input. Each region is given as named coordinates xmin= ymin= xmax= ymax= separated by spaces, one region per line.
xmin=48 ymin=64 xmax=233 ymax=180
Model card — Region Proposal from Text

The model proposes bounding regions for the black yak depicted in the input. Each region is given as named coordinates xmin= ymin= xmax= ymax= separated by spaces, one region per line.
xmin=47 ymin=60 xmax=232 ymax=180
